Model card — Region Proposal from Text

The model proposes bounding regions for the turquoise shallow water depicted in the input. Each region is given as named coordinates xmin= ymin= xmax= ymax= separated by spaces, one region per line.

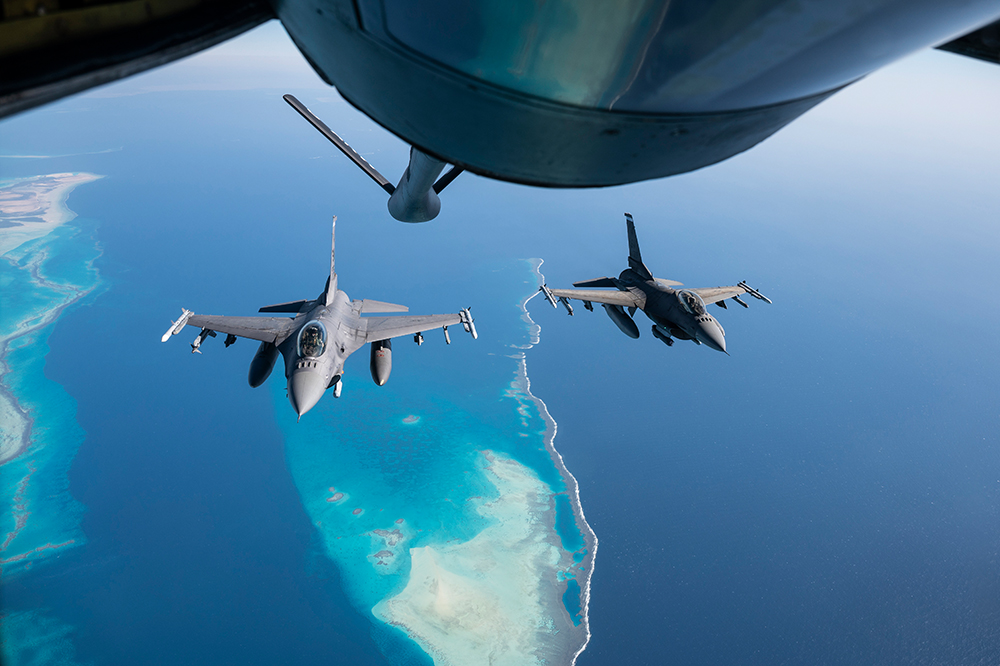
xmin=274 ymin=259 xmax=593 ymax=662
xmin=1 ymin=219 xmax=103 ymax=574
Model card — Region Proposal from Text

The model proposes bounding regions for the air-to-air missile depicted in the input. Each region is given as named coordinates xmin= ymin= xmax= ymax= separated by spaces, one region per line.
xmin=539 ymin=283 xmax=559 ymax=308
xmin=460 ymin=308 xmax=478 ymax=339
xmin=539 ymin=284 xmax=574 ymax=315
xmin=190 ymin=328 xmax=216 ymax=354
xmin=651 ymin=325 xmax=675 ymax=347
xmin=738 ymin=281 xmax=773 ymax=304
xmin=160 ymin=308 xmax=193 ymax=342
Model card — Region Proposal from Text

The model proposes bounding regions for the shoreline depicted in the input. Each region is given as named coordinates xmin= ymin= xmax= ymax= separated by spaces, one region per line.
xmin=366 ymin=259 xmax=599 ymax=665
xmin=0 ymin=173 xmax=103 ymax=466
xmin=515 ymin=257 xmax=599 ymax=665
xmin=0 ymin=172 xmax=103 ymax=257
xmin=0 ymin=173 xmax=102 ymax=572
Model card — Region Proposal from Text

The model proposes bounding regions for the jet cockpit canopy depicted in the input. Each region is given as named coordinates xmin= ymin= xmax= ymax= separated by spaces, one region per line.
xmin=678 ymin=290 xmax=707 ymax=316
xmin=297 ymin=321 xmax=327 ymax=358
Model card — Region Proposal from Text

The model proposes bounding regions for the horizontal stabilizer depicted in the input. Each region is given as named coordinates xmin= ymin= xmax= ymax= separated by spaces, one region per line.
xmin=573 ymin=276 xmax=617 ymax=288
xmin=356 ymin=299 xmax=409 ymax=313
xmin=259 ymin=300 xmax=310 ymax=313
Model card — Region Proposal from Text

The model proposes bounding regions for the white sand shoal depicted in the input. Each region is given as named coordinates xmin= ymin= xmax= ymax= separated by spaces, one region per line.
xmin=373 ymin=453 xmax=583 ymax=666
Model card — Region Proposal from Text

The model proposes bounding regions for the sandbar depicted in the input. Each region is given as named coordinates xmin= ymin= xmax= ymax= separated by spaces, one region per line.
xmin=373 ymin=453 xmax=588 ymax=666
xmin=0 ymin=173 xmax=102 ymax=257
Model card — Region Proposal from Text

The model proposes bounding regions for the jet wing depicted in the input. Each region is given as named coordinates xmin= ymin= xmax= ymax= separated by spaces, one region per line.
xmin=363 ymin=314 xmax=463 ymax=343
xmin=187 ymin=314 xmax=297 ymax=344
xmin=687 ymin=286 xmax=748 ymax=305
xmin=548 ymin=288 xmax=645 ymax=309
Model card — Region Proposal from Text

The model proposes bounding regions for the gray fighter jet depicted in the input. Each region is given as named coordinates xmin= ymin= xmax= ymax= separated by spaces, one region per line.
xmin=539 ymin=213 xmax=770 ymax=354
xmin=161 ymin=217 xmax=476 ymax=417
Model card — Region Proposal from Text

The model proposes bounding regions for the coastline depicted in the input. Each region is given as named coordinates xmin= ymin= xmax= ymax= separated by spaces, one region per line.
xmin=371 ymin=259 xmax=598 ymax=665
xmin=0 ymin=173 xmax=103 ymax=257
xmin=0 ymin=173 xmax=103 ymax=465
xmin=0 ymin=173 xmax=102 ymax=573
xmin=517 ymin=258 xmax=599 ymax=664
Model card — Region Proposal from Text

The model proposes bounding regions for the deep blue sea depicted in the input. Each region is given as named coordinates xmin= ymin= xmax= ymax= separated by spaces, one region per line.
xmin=3 ymin=23 xmax=1000 ymax=666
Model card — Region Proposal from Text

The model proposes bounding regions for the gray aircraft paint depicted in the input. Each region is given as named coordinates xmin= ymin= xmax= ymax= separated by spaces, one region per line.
xmin=162 ymin=217 xmax=476 ymax=417
xmin=541 ymin=213 xmax=770 ymax=353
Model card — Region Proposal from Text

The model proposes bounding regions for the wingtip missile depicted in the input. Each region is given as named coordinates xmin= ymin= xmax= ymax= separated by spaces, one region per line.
xmin=738 ymin=281 xmax=772 ymax=304
xmin=460 ymin=308 xmax=478 ymax=339
xmin=161 ymin=308 xmax=193 ymax=342
xmin=539 ymin=284 xmax=558 ymax=308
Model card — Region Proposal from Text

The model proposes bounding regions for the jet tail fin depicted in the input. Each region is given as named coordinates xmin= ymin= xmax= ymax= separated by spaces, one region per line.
xmin=325 ymin=216 xmax=338 ymax=305
xmin=625 ymin=212 xmax=653 ymax=280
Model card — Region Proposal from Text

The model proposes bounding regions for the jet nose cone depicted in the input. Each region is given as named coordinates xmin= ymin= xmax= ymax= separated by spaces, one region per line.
xmin=289 ymin=370 xmax=326 ymax=417
xmin=699 ymin=320 xmax=727 ymax=354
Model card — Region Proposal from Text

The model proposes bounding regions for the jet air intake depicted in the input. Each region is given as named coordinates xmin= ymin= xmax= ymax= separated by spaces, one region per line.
xmin=603 ymin=304 xmax=640 ymax=339
xmin=370 ymin=339 xmax=392 ymax=386
xmin=248 ymin=341 xmax=278 ymax=388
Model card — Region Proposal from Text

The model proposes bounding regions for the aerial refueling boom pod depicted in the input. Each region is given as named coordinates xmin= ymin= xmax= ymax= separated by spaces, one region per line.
xmin=284 ymin=95 xmax=463 ymax=223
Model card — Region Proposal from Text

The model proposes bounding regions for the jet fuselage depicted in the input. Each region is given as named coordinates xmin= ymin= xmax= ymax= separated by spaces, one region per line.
xmin=276 ymin=288 xmax=362 ymax=416
xmin=615 ymin=269 xmax=728 ymax=353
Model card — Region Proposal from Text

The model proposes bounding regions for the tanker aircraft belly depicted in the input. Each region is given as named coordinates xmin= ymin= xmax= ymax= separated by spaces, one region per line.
xmin=540 ymin=213 xmax=770 ymax=354
xmin=161 ymin=217 xmax=476 ymax=418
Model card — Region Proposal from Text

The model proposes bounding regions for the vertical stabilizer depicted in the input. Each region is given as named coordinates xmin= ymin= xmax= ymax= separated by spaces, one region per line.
xmin=625 ymin=213 xmax=653 ymax=279
xmin=325 ymin=216 xmax=338 ymax=305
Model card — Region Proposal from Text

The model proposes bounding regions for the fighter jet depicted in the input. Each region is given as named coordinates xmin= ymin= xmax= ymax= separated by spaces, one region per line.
xmin=539 ymin=213 xmax=770 ymax=354
xmin=161 ymin=217 xmax=477 ymax=417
